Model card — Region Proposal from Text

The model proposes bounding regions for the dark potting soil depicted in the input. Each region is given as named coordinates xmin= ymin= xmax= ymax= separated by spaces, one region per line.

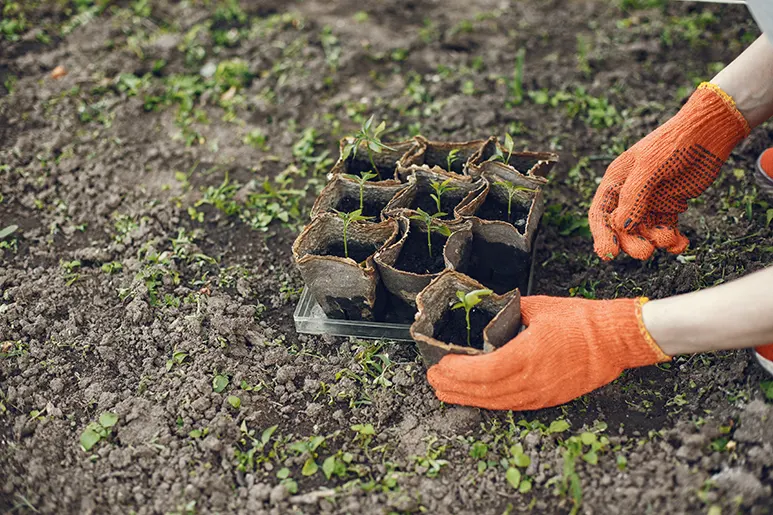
xmin=346 ymin=155 xmax=398 ymax=180
xmin=319 ymin=240 xmax=378 ymax=264
xmin=465 ymin=239 xmax=531 ymax=294
xmin=508 ymin=155 xmax=540 ymax=175
xmin=475 ymin=195 xmax=529 ymax=229
xmin=335 ymin=194 xmax=384 ymax=219
xmin=411 ymin=191 xmax=466 ymax=220
xmin=433 ymin=306 xmax=493 ymax=350
xmin=394 ymin=230 xmax=447 ymax=275
xmin=381 ymin=292 xmax=417 ymax=324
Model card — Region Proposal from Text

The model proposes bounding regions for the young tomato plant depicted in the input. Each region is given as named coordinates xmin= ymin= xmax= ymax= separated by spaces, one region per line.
xmin=335 ymin=209 xmax=373 ymax=259
xmin=495 ymin=180 xmax=535 ymax=219
xmin=452 ymin=288 xmax=493 ymax=346
xmin=429 ymin=178 xmax=458 ymax=215
xmin=409 ymin=208 xmax=451 ymax=258
xmin=446 ymin=148 xmax=460 ymax=172
xmin=342 ymin=115 xmax=396 ymax=180
xmin=344 ymin=171 xmax=378 ymax=211
xmin=489 ymin=133 xmax=515 ymax=165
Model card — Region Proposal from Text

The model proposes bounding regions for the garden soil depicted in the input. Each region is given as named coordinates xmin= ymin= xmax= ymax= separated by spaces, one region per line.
xmin=1 ymin=0 xmax=773 ymax=514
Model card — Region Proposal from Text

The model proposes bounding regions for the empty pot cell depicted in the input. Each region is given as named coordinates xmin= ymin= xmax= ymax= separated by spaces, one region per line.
xmin=332 ymin=139 xmax=417 ymax=181
xmin=464 ymin=237 xmax=531 ymax=295
xmin=311 ymin=176 xmax=405 ymax=220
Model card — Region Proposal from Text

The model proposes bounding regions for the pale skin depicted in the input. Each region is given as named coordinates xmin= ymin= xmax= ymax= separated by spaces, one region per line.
xmin=643 ymin=34 xmax=773 ymax=357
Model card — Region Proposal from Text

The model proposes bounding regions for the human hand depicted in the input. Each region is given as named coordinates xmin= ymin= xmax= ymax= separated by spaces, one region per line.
xmin=589 ymin=83 xmax=750 ymax=260
xmin=426 ymin=296 xmax=670 ymax=411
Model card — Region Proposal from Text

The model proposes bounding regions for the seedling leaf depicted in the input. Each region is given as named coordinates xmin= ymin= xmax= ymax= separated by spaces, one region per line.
xmin=0 ymin=225 xmax=18 ymax=240
xmin=80 ymin=428 xmax=101 ymax=451
xmin=302 ymin=457 xmax=318 ymax=476
xmin=227 ymin=395 xmax=241 ymax=409
xmin=213 ymin=374 xmax=229 ymax=393
xmin=506 ymin=467 xmax=521 ymax=489
xmin=548 ymin=419 xmax=570 ymax=434
xmin=99 ymin=412 xmax=118 ymax=428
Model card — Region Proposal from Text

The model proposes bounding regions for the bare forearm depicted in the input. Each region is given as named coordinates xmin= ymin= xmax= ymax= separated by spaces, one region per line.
xmin=642 ymin=267 xmax=773 ymax=356
xmin=712 ymin=34 xmax=773 ymax=128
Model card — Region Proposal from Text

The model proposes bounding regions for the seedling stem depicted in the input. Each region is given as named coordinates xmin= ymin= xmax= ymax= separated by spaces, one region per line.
xmin=495 ymin=180 xmax=536 ymax=219
xmin=409 ymin=208 xmax=451 ymax=258
xmin=452 ymin=289 xmax=493 ymax=347
xmin=429 ymin=178 xmax=458 ymax=215
xmin=345 ymin=171 xmax=378 ymax=211
xmin=335 ymin=209 xmax=372 ymax=259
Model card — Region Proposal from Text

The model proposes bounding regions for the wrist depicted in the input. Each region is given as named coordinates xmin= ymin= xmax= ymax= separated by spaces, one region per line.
xmin=689 ymin=83 xmax=751 ymax=155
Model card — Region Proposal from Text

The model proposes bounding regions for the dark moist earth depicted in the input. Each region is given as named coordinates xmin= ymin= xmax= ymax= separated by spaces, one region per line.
xmin=465 ymin=240 xmax=532 ymax=295
xmin=433 ymin=308 xmax=492 ymax=350
xmin=320 ymin=240 xmax=377 ymax=264
xmin=334 ymin=195 xmax=384 ymax=219
xmin=394 ymin=231 xmax=448 ymax=275
xmin=1 ymin=1 xmax=772 ymax=514
xmin=474 ymin=195 xmax=530 ymax=228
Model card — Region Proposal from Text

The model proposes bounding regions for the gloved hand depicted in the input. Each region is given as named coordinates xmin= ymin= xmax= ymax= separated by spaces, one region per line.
xmin=426 ymin=296 xmax=670 ymax=411
xmin=589 ymin=83 xmax=751 ymax=260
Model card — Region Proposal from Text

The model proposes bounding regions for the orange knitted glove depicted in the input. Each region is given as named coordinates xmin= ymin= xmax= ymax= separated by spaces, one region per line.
xmin=589 ymin=83 xmax=751 ymax=260
xmin=426 ymin=296 xmax=670 ymax=411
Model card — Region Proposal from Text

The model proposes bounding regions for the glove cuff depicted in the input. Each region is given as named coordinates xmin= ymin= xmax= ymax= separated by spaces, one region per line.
xmin=690 ymin=83 xmax=752 ymax=156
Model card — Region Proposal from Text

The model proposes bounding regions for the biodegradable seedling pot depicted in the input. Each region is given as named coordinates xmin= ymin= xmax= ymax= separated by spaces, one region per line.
xmin=292 ymin=214 xmax=398 ymax=321
xmin=329 ymin=137 xmax=419 ymax=181
xmin=454 ymin=163 xmax=545 ymax=294
xmin=410 ymin=270 xmax=521 ymax=367
xmin=383 ymin=169 xmax=485 ymax=221
xmin=310 ymin=175 xmax=407 ymax=220
xmin=398 ymin=135 xmax=498 ymax=177
xmin=374 ymin=217 xmax=472 ymax=312
xmin=468 ymin=145 xmax=559 ymax=180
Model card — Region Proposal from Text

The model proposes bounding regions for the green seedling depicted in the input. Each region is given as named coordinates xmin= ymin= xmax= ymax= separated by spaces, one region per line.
xmin=335 ymin=209 xmax=373 ymax=259
xmin=0 ymin=224 xmax=18 ymax=240
xmin=488 ymin=133 xmax=515 ymax=165
xmin=495 ymin=180 xmax=535 ymax=219
xmin=80 ymin=412 xmax=118 ymax=452
xmin=429 ymin=178 xmax=459 ymax=215
xmin=446 ymin=148 xmax=460 ymax=172
xmin=342 ymin=115 xmax=396 ymax=180
xmin=509 ymin=48 xmax=526 ymax=107
xmin=452 ymin=288 xmax=493 ymax=346
xmin=409 ymin=208 xmax=451 ymax=258
xmin=344 ymin=171 xmax=378 ymax=211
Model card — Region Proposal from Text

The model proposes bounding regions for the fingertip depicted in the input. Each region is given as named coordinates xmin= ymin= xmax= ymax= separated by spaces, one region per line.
xmin=666 ymin=232 xmax=689 ymax=255
xmin=618 ymin=232 xmax=655 ymax=261
xmin=591 ymin=223 xmax=620 ymax=261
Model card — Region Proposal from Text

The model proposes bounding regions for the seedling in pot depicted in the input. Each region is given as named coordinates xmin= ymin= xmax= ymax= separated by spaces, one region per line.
xmin=429 ymin=178 xmax=459 ymax=215
xmin=488 ymin=133 xmax=515 ymax=165
xmin=452 ymin=288 xmax=493 ymax=347
xmin=495 ymin=180 xmax=536 ymax=219
xmin=446 ymin=148 xmax=460 ymax=173
xmin=344 ymin=171 xmax=379 ymax=211
xmin=335 ymin=209 xmax=373 ymax=260
xmin=409 ymin=208 xmax=451 ymax=258
xmin=342 ymin=115 xmax=396 ymax=180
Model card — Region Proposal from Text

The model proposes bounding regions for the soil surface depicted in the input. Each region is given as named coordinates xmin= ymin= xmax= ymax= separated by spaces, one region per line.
xmin=320 ymin=240 xmax=377 ymax=265
xmin=394 ymin=231 xmax=448 ymax=275
xmin=335 ymin=194 xmax=385 ymax=219
xmin=474 ymin=195 xmax=530 ymax=228
xmin=434 ymin=307 xmax=492 ymax=350
xmin=2 ymin=0 xmax=773 ymax=514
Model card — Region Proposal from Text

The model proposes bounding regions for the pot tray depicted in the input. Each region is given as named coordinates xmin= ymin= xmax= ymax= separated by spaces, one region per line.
xmin=293 ymin=241 xmax=538 ymax=341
